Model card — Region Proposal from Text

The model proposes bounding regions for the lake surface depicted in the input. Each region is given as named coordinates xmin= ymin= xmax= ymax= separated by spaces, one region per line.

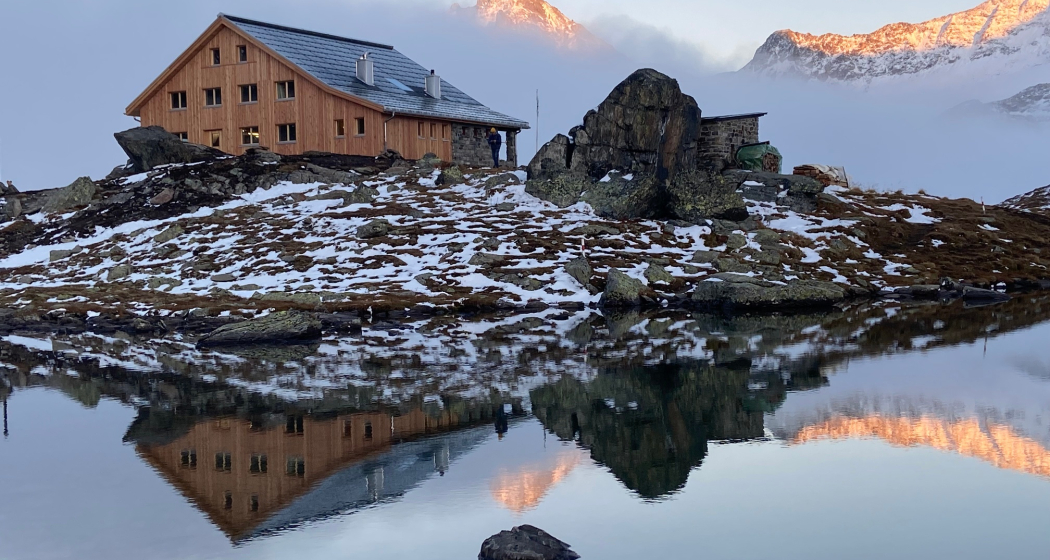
xmin=1 ymin=296 xmax=1049 ymax=559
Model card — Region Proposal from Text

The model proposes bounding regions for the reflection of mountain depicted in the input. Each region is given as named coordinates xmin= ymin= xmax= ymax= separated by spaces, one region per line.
xmin=794 ymin=416 xmax=1050 ymax=478
xmin=490 ymin=450 xmax=582 ymax=512
xmin=132 ymin=405 xmax=516 ymax=542
xmin=530 ymin=362 xmax=783 ymax=499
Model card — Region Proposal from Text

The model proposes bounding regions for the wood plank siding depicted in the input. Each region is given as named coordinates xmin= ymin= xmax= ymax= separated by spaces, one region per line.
xmin=132 ymin=25 xmax=453 ymax=161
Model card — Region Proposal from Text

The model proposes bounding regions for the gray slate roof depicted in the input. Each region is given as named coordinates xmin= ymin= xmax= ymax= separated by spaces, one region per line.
xmin=224 ymin=15 xmax=530 ymax=130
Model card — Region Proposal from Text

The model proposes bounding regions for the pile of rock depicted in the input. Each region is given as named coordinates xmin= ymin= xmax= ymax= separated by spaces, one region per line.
xmin=525 ymin=68 xmax=827 ymax=225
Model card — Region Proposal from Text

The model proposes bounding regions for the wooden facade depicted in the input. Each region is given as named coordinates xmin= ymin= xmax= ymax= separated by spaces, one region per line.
xmin=127 ymin=21 xmax=458 ymax=161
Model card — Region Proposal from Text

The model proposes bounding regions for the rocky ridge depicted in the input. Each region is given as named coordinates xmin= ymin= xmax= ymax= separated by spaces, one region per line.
xmin=744 ymin=0 xmax=1050 ymax=82
xmin=451 ymin=0 xmax=608 ymax=51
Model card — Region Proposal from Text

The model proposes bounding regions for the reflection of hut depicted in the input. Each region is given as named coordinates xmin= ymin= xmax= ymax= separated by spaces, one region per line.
xmin=134 ymin=406 xmax=502 ymax=541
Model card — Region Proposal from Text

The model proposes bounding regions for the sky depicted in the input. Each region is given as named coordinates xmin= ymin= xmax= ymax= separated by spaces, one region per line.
xmin=1 ymin=0 xmax=1049 ymax=201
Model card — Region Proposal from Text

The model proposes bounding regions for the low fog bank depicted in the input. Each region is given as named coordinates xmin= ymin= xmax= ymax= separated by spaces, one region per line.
xmin=2 ymin=0 xmax=1048 ymax=202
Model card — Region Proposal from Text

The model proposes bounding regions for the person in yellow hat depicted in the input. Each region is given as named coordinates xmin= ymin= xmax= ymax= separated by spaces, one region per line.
xmin=486 ymin=127 xmax=502 ymax=168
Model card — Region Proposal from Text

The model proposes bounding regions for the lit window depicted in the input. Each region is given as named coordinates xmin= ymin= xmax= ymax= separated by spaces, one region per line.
xmin=175 ymin=132 xmax=188 ymax=142
xmin=286 ymin=457 xmax=305 ymax=477
xmin=355 ymin=117 xmax=366 ymax=136
xmin=170 ymin=91 xmax=187 ymax=110
xmin=249 ymin=454 xmax=268 ymax=474
xmin=241 ymin=126 xmax=260 ymax=146
xmin=277 ymin=123 xmax=297 ymax=143
xmin=276 ymin=80 xmax=295 ymax=100
xmin=335 ymin=119 xmax=345 ymax=138
xmin=239 ymin=84 xmax=258 ymax=104
xmin=237 ymin=45 xmax=247 ymax=63
xmin=208 ymin=130 xmax=221 ymax=148
xmin=211 ymin=48 xmax=221 ymax=66
xmin=204 ymin=87 xmax=222 ymax=107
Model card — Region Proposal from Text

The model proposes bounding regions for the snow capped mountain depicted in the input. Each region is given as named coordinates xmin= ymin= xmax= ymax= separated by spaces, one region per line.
xmin=451 ymin=0 xmax=609 ymax=51
xmin=948 ymin=82 xmax=1050 ymax=118
xmin=744 ymin=0 xmax=1050 ymax=82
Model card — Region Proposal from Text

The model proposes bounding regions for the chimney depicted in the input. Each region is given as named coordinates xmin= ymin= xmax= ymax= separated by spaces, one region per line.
xmin=425 ymin=70 xmax=442 ymax=99
xmin=356 ymin=53 xmax=375 ymax=86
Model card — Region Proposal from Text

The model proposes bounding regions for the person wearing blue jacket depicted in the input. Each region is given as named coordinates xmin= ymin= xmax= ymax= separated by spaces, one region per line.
xmin=487 ymin=128 xmax=502 ymax=168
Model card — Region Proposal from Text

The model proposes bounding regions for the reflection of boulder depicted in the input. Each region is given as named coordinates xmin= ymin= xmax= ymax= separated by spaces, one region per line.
xmin=530 ymin=363 xmax=764 ymax=499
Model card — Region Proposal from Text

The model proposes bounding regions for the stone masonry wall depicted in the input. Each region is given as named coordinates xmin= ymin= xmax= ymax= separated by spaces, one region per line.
xmin=452 ymin=125 xmax=495 ymax=167
xmin=698 ymin=118 xmax=760 ymax=163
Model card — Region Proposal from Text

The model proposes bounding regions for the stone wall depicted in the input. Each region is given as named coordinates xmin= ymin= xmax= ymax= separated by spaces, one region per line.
xmin=452 ymin=125 xmax=495 ymax=167
xmin=698 ymin=118 xmax=760 ymax=164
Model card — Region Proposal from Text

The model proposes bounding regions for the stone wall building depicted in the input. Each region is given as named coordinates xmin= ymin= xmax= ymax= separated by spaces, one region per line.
xmin=452 ymin=125 xmax=518 ymax=167
xmin=698 ymin=113 xmax=766 ymax=164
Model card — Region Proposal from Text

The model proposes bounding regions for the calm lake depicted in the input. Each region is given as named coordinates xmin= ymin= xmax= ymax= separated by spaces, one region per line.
xmin=1 ymin=296 xmax=1049 ymax=559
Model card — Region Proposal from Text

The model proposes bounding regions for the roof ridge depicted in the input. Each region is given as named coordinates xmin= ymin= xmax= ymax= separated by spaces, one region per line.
xmin=219 ymin=14 xmax=395 ymax=51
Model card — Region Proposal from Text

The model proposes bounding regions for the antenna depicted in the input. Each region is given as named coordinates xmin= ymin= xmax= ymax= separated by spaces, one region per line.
xmin=535 ymin=89 xmax=540 ymax=154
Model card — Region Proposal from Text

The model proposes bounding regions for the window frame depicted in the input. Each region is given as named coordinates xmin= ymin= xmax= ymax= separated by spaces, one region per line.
xmin=355 ymin=117 xmax=366 ymax=137
xmin=240 ymin=126 xmax=260 ymax=147
xmin=237 ymin=45 xmax=248 ymax=63
xmin=277 ymin=123 xmax=297 ymax=144
xmin=430 ymin=123 xmax=437 ymax=140
xmin=170 ymin=91 xmax=187 ymax=111
xmin=335 ymin=119 xmax=346 ymax=138
xmin=204 ymin=87 xmax=222 ymax=108
xmin=211 ymin=48 xmax=221 ymax=66
xmin=174 ymin=132 xmax=189 ymax=143
xmin=275 ymin=80 xmax=296 ymax=101
xmin=442 ymin=124 xmax=450 ymax=142
xmin=239 ymin=83 xmax=258 ymax=104
xmin=207 ymin=130 xmax=222 ymax=149
xmin=417 ymin=122 xmax=425 ymax=139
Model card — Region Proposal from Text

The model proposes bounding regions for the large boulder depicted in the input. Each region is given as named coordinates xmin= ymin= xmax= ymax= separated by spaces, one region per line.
xmin=581 ymin=173 xmax=662 ymax=220
xmin=197 ymin=310 xmax=323 ymax=347
xmin=527 ymin=134 xmax=573 ymax=182
xmin=525 ymin=173 xmax=590 ymax=208
xmin=479 ymin=525 xmax=580 ymax=560
xmin=690 ymin=274 xmax=847 ymax=311
xmin=43 ymin=177 xmax=97 ymax=214
xmin=568 ymin=68 xmax=700 ymax=181
xmin=600 ymin=268 xmax=645 ymax=308
xmin=665 ymin=170 xmax=748 ymax=222
xmin=114 ymin=126 xmax=225 ymax=174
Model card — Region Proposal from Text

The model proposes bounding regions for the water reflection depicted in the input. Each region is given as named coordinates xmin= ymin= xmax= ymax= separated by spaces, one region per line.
xmin=1 ymin=293 xmax=1049 ymax=551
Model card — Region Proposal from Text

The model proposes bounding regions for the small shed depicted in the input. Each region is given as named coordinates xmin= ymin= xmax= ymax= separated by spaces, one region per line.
xmin=698 ymin=112 xmax=767 ymax=164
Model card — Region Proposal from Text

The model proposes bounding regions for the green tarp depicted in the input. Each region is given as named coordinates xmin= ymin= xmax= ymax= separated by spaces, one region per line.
xmin=736 ymin=143 xmax=783 ymax=173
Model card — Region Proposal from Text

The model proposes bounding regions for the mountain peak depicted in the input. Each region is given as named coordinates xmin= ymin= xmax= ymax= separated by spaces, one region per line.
xmin=745 ymin=0 xmax=1050 ymax=81
xmin=452 ymin=0 xmax=608 ymax=51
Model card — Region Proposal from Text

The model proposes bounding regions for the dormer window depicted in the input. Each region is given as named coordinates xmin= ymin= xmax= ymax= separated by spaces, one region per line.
xmin=276 ymin=80 xmax=295 ymax=101
xmin=211 ymin=48 xmax=221 ymax=66
xmin=237 ymin=45 xmax=248 ymax=63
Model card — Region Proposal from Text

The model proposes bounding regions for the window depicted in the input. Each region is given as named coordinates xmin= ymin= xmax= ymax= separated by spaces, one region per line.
xmin=355 ymin=117 xmax=366 ymax=136
xmin=417 ymin=122 xmax=425 ymax=139
xmin=286 ymin=415 xmax=304 ymax=434
xmin=343 ymin=419 xmax=352 ymax=437
xmin=239 ymin=84 xmax=258 ymax=104
xmin=277 ymin=123 xmax=297 ymax=143
xmin=335 ymin=119 xmax=345 ymax=138
xmin=442 ymin=124 xmax=449 ymax=141
xmin=174 ymin=132 xmax=188 ymax=142
xmin=276 ymin=80 xmax=295 ymax=100
xmin=430 ymin=123 xmax=437 ymax=140
xmin=204 ymin=87 xmax=222 ymax=107
xmin=286 ymin=457 xmax=305 ymax=477
xmin=240 ymin=126 xmax=260 ymax=146
xmin=249 ymin=494 xmax=260 ymax=512
xmin=223 ymin=491 xmax=233 ymax=510
xmin=211 ymin=48 xmax=221 ymax=66
xmin=364 ymin=422 xmax=373 ymax=440
xmin=207 ymin=130 xmax=221 ymax=148
xmin=180 ymin=449 xmax=197 ymax=468
xmin=249 ymin=454 xmax=268 ymax=474
xmin=237 ymin=45 xmax=248 ymax=63
xmin=215 ymin=452 xmax=232 ymax=472
xmin=170 ymin=91 xmax=187 ymax=110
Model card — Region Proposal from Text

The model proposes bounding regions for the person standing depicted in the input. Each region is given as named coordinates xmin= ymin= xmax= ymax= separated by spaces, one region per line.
xmin=487 ymin=128 xmax=502 ymax=168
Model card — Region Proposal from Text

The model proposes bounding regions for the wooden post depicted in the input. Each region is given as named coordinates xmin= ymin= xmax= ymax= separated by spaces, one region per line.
xmin=506 ymin=130 xmax=518 ymax=167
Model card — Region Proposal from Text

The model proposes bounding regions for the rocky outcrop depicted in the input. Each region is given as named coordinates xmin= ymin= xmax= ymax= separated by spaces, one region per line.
xmin=42 ymin=177 xmax=97 ymax=214
xmin=479 ymin=525 xmax=580 ymax=560
xmin=114 ymin=126 xmax=225 ymax=174
xmin=357 ymin=219 xmax=390 ymax=239
xmin=197 ymin=310 xmax=322 ymax=347
xmin=691 ymin=274 xmax=848 ymax=311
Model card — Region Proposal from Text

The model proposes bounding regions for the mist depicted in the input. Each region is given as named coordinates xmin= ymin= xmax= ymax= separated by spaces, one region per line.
xmin=1 ymin=0 xmax=1048 ymax=202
